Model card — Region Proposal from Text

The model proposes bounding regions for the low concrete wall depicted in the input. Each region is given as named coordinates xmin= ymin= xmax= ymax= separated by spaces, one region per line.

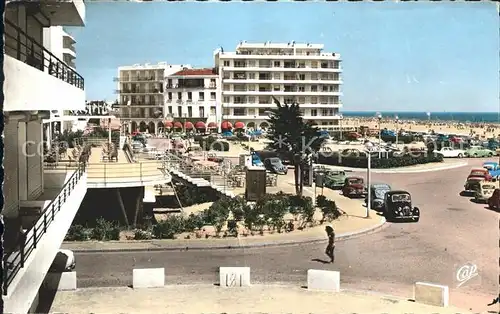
xmin=219 ymin=267 xmax=251 ymax=287
xmin=132 ymin=268 xmax=165 ymax=288
xmin=45 ymin=272 xmax=77 ymax=291
xmin=307 ymin=269 xmax=340 ymax=292
xmin=414 ymin=282 xmax=449 ymax=307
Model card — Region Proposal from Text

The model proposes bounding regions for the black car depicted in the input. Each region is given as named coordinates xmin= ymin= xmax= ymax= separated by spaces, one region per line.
xmin=383 ymin=190 xmax=420 ymax=222
xmin=264 ymin=157 xmax=288 ymax=175
xmin=365 ymin=183 xmax=392 ymax=210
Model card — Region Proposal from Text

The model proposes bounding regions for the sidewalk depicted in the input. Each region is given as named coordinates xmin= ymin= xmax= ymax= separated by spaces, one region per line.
xmin=48 ymin=284 xmax=470 ymax=314
xmin=320 ymin=159 xmax=468 ymax=173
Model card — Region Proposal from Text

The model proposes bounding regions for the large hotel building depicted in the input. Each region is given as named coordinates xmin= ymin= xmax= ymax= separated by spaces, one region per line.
xmin=117 ymin=41 xmax=343 ymax=132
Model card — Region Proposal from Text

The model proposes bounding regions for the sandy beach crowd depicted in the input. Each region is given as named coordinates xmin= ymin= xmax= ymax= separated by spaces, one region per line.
xmin=342 ymin=117 xmax=500 ymax=139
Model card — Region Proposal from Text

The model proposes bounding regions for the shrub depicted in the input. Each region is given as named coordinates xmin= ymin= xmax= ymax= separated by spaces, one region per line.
xmin=317 ymin=198 xmax=342 ymax=223
xmin=226 ymin=220 xmax=238 ymax=237
xmin=134 ymin=229 xmax=152 ymax=240
xmin=91 ymin=218 xmax=120 ymax=241
xmin=198 ymin=136 xmax=230 ymax=151
xmin=153 ymin=215 xmax=185 ymax=239
xmin=65 ymin=225 xmax=92 ymax=241
xmin=184 ymin=213 xmax=205 ymax=232
xmin=254 ymin=194 xmax=287 ymax=233
xmin=203 ymin=199 xmax=231 ymax=236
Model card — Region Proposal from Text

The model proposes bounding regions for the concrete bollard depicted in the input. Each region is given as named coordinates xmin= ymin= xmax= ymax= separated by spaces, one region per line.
xmin=219 ymin=267 xmax=251 ymax=287
xmin=132 ymin=268 xmax=165 ymax=288
xmin=307 ymin=269 xmax=340 ymax=292
xmin=413 ymin=282 xmax=449 ymax=307
xmin=45 ymin=271 xmax=77 ymax=291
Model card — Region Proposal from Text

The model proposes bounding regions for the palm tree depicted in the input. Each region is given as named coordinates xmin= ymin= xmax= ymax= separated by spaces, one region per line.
xmin=266 ymin=97 xmax=325 ymax=195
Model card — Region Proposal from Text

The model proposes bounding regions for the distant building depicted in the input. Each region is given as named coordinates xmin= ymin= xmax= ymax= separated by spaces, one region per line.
xmin=164 ymin=68 xmax=220 ymax=131
xmin=214 ymin=41 xmax=343 ymax=130
xmin=115 ymin=62 xmax=187 ymax=134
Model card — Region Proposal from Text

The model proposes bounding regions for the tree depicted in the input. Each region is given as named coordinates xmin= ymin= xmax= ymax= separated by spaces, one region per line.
xmin=266 ymin=97 xmax=325 ymax=195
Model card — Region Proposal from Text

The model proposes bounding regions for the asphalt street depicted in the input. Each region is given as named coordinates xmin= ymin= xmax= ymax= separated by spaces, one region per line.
xmin=74 ymin=157 xmax=498 ymax=308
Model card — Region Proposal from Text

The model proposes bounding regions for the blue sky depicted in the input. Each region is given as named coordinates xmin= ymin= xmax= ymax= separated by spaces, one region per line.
xmin=68 ymin=2 xmax=499 ymax=112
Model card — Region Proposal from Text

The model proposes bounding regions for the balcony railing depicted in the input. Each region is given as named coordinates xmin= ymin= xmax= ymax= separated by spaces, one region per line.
xmin=5 ymin=19 xmax=84 ymax=90
xmin=2 ymin=163 xmax=86 ymax=295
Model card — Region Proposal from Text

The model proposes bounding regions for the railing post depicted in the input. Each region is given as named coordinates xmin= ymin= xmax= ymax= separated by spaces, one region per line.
xmin=33 ymin=226 xmax=37 ymax=249
xmin=52 ymin=204 xmax=56 ymax=222
xmin=16 ymin=27 xmax=21 ymax=60
xmin=43 ymin=213 xmax=47 ymax=232
xmin=140 ymin=163 xmax=143 ymax=180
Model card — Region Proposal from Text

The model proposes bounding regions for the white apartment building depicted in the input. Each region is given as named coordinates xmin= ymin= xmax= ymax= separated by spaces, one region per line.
xmin=3 ymin=1 xmax=87 ymax=313
xmin=116 ymin=63 xmax=187 ymax=134
xmin=164 ymin=68 xmax=220 ymax=130
xmin=214 ymin=41 xmax=343 ymax=130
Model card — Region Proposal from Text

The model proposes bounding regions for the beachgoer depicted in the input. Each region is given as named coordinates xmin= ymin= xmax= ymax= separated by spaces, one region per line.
xmin=325 ymin=225 xmax=335 ymax=263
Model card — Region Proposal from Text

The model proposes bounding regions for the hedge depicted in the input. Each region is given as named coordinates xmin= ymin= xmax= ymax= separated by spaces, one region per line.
xmin=197 ymin=136 xmax=230 ymax=151
xmin=317 ymin=152 xmax=443 ymax=169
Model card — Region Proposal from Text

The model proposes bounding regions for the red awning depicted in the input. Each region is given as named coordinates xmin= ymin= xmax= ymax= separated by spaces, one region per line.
xmin=234 ymin=121 xmax=245 ymax=129
xmin=164 ymin=121 xmax=173 ymax=128
xmin=195 ymin=121 xmax=206 ymax=129
xmin=207 ymin=122 xmax=217 ymax=128
xmin=184 ymin=121 xmax=194 ymax=129
xmin=221 ymin=121 xmax=232 ymax=129
xmin=173 ymin=121 xmax=183 ymax=128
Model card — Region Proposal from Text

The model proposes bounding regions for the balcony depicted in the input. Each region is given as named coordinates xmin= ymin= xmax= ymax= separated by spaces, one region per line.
xmin=223 ymin=102 xmax=342 ymax=108
xmin=4 ymin=19 xmax=85 ymax=112
xmin=219 ymin=51 xmax=341 ymax=60
xmin=114 ymin=76 xmax=159 ymax=82
xmin=222 ymin=90 xmax=342 ymax=97
xmin=37 ymin=0 xmax=86 ymax=27
xmin=223 ymin=78 xmax=343 ymax=85
xmin=3 ymin=164 xmax=87 ymax=313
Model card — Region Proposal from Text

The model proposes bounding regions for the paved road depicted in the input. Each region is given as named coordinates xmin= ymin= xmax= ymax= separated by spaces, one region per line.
xmin=75 ymin=157 xmax=498 ymax=308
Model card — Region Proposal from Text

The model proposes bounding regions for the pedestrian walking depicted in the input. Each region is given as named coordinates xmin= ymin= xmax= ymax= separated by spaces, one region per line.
xmin=325 ymin=225 xmax=335 ymax=263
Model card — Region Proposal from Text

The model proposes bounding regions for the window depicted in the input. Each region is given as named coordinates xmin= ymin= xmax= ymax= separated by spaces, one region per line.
xmin=273 ymin=85 xmax=281 ymax=91
xmin=234 ymin=108 xmax=246 ymax=116
xmin=187 ymin=92 xmax=192 ymax=100
xmin=298 ymin=62 xmax=305 ymax=68
xmin=248 ymin=73 xmax=256 ymax=80
xmin=311 ymin=73 xmax=318 ymax=80
xmin=223 ymin=72 xmax=230 ymax=79
xmin=223 ymin=97 xmax=230 ymax=103
xmin=177 ymin=106 xmax=182 ymax=117
xmin=167 ymin=79 xmax=173 ymax=87
xmin=223 ymin=61 xmax=230 ymax=66
xmin=168 ymin=92 xmax=172 ymax=100
xmin=273 ymin=73 xmax=281 ymax=80
xmin=210 ymin=106 xmax=216 ymax=115
xmin=273 ymin=61 xmax=281 ymax=67
xmin=188 ymin=106 xmax=193 ymax=117
xmin=311 ymin=61 xmax=318 ymax=68
xmin=299 ymin=74 xmax=305 ymax=80
xmin=199 ymin=106 xmax=205 ymax=117
xmin=210 ymin=92 xmax=216 ymax=100
xmin=248 ymin=85 xmax=256 ymax=91
xmin=177 ymin=92 xmax=182 ymax=100
xmin=298 ymin=97 xmax=305 ymax=104
xmin=298 ymin=86 xmax=305 ymax=92
xmin=248 ymin=96 xmax=255 ymax=103
xmin=168 ymin=106 xmax=173 ymax=114
xmin=311 ymin=86 xmax=317 ymax=92
xmin=223 ymin=108 xmax=230 ymax=115
xmin=311 ymin=110 xmax=317 ymax=116
xmin=199 ymin=92 xmax=204 ymax=101
xmin=311 ymin=97 xmax=318 ymax=104
xmin=248 ymin=60 xmax=256 ymax=67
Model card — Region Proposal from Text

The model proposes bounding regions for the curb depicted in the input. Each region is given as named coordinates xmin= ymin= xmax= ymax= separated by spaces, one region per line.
xmin=327 ymin=161 xmax=468 ymax=174
xmin=65 ymin=217 xmax=386 ymax=254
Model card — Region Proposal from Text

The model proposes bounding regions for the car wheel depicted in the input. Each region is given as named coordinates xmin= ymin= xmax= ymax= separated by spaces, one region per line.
xmin=457 ymin=153 xmax=463 ymax=158
xmin=413 ymin=216 xmax=420 ymax=222
xmin=488 ymin=153 xmax=493 ymax=157
xmin=473 ymin=153 xmax=478 ymax=158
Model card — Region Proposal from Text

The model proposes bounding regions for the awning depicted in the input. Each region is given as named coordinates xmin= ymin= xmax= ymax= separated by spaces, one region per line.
xmin=234 ymin=121 xmax=245 ymax=129
xmin=184 ymin=121 xmax=194 ymax=129
xmin=164 ymin=121 xmax=173 ymax=128
xmin=173 ymin=121 xmax=183 ymax=129
xmin=207 ymin=122 xmax=217 ymax=128
xmin=195 ymin=121 xmax=206 ymax=129
xmin=221 ymin=121 xmax=232 ymax=129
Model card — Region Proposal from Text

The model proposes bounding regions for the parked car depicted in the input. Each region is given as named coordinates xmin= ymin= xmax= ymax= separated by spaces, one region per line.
xmin=474 ymin=181 xmax=499 ymax=203
xmin=483 ymin=161 xmax=499 ymax=171
xmin=464 ymin=146 xmax=496 ymax=158
xmin=365 ymin=183 xmax=392 ymax=210
xmin=383 ymin=190 xmax=420 ymax=222
xmin=342 ymin=176 xmax=367 ymax=198
xmin=323 ymin=170 xmax=348 ymax=189
xmin=207 ymin=153 xmax=224 ymax=163
xmin=488 ymin=188 xmax=500 ymax=210
xmin=463 ymin=176 xmax=485 ymax=195
xmin=264 ymin=157 xmax=288 ymax=174
xmin=468 ymin=168 xmax=493 ymax=181
xmin=437 ymin=147 xmax=465 ymax=158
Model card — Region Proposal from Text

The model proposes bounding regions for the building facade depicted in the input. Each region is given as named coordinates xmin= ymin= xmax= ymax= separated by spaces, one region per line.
xmin=164 ymin=68 xmax=220 ymax=130
xmin=214 ymin=41 xmax=343 ymax=130
xmin=3 ymin=1 xmax=88 ymax=312
xmin=115 ymin=63 xmax=187 ymax=134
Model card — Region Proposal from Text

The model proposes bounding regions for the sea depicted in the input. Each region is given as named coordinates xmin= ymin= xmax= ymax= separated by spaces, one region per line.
xmin=341 ymin=111 xmax=500 ymax=123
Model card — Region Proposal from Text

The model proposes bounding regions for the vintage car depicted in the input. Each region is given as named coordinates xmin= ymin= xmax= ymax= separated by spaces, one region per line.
xmin=207 ymin=153 xmax=224 ymax=163
xmin=468 ymin=168 xmax=492 ymax=181
xmin=264 ymin=157 xmax=288 ymax=175
xmin=365 ymin=183 xmax=392 ymax=210
xmin=323 ymin=170 xmax=348 ymax=189
xmin=488 ymin=188 xmax=500 ymax=210
xmin=482 ymin=162 xmax=499 ymax=171
xmin=342 ymin=176 xmax=367 ymax=198
xmin=464 ymin=146 xmax=497 ymax=158
xmin=463 ymin=176 xmax=485 ymax=195
xmin=437 ymin=147 xmax=466 ymax=158
xmin=383 ymin=190 xmax=420 ymax=222
xmin=474 ymin=181 xmax=499 ymax=203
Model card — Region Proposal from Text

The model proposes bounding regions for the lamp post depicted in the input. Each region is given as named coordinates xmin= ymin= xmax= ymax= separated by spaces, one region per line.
xmin=376 ymin=113 xmax=382 ymax=158
xmin=395 ymin=114 xmax=399 ymax=149
xmin=364 ymin=141 xmax=372 ymax=218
